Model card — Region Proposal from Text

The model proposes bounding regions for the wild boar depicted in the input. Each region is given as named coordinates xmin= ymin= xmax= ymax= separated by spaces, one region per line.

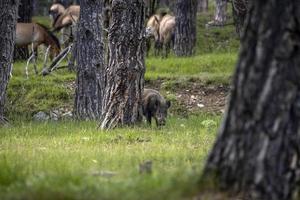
xmin=142 ymin=89 xmax=171 ymax=126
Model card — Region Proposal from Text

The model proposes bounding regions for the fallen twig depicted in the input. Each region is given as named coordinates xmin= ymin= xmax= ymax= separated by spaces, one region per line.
xmin=41 ymin=44 xmax=73 ymax=76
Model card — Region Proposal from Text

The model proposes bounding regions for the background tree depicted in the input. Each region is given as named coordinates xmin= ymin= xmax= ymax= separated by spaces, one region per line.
xmin=73 ymin=0 xmax=104 ymax=120
xmin=232 ymin=0 xmax=248 ymax=37
xmin=198 ymin=0 xmax=208 ymax=13
xmin=203 ymin=0 xmax=300 ymax=199
xmin=207 ymin=0 xmax=227 ymax=26
xmin=14 ymin=0 xmax=33 ymax=60
xmin=159 ymin=0 xmax=175 ymax=11
xmin=145 ymin=0 xmax=159 ymax=18
xmin=0 ymin=0 xmax=19 ymax=124
xmin=53 ymin=0 xmax=78 ymax=6
xmin=174 ymin=0 xmax=198 ymax=57
xmin=100 ymin=0 xmax=145 ymax=129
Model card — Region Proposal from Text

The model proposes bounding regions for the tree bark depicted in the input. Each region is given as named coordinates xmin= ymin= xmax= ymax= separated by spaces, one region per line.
xmin=14 ymin=0 xmax=33 ymax=60
xmin=0 ymin=0 xmax=18 ymax=124
xmin=198 ymin=0 xmax=208 ymax=13
xmin=214 ymin=0 xmax=227 ymax=25
xmin=73 ymin=0 xmax=104 ymax=120
xmin=232 ymin=0 xmax=248 ymax=37
xmin=145 ymin=0 xmax=159 ymax=18
xmin=100 ymin=0 xmax=146 ymax=129
xmin=174 ymin=0 xmax=198 ymax=57
xmin=203 ymin=1 xmax=300 ymax=199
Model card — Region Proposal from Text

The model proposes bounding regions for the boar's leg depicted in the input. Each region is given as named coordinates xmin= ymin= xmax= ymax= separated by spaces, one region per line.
xmin=146 ymin=112 xmax=152 ymax=125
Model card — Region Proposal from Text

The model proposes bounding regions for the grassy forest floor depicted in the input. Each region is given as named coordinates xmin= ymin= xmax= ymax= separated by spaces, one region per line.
xmin=0 ymin=6 xmax=240 ymax=200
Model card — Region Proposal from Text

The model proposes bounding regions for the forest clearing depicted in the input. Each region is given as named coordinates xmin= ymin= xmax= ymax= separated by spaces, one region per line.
xmin=1 ymin=6 xmax=236 ymax=199
xmin=1 ymin=0 xmax=299 ymax=200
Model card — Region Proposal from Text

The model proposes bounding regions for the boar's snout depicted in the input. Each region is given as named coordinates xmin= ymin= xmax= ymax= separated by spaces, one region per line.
xmin=155 ymin=113 xmax=167 ymax=126
xmin=157 ymin=118 xmax=166 ymax=126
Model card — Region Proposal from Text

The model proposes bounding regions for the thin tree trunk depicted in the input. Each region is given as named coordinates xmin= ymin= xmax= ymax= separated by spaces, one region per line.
xmin=206 ymin=0 xmax=227 ymax=27
xmin=232 ymin=0 xmax=248 ymax=37
xmin=203 ymin=1 xmax=300 ymax=199
xmin=145 ymin=0 xmax=159 ymax=18
xmin=0 ymin=0 xmax=19 ymax=124
xmin=14 ymin=0 xmax=32 ymax=60
xmin=100 ymin=0 xmax=145 ymax=129
xmin=73 ymin=0 xmax=104 ymax=120
xmin=198 ymin=0 xmax=208 ymax=13
xmin=215 ymin=0 xmax=227 ymax=25
xmin=174 ymin=0 xmax=198 ymax=57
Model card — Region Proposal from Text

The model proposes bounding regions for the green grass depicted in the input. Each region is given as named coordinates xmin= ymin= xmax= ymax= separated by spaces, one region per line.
xmin=10 ymin=9 xmax=239 ymax=119
xmin=8 ymin=52 xmax=236 ymax=119
xmin=146 ymin=53 xmax=237 ymax=83
xmin=2 ymin=5 xmax=239 ymax=199
xmin=0 ymin=115 xmax=220 ymax=200
xmin=7 ymin=62 xmax=74 ymax=119
xmin=32 ymin=16 xmax=52 ymax=27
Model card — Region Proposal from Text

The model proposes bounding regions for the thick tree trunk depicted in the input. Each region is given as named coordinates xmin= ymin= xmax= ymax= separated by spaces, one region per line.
xmin=14 ymin=0 xmax=33 ymax=60
xmin=198 ymin=0 xmax=208 ymax=13
xmin=100 ymin=0 xmax=145 ymax=129
xmin=232 ymin=0 xmax=248 ymax=37
xmin=0 ymin=0 xmax=18 ymax=124
xmin=203 ymin=1 xmax=300 ymax=199
xmin=174 ymin=0 xmax=198 ymax=57
xmin=73 ymin=0 xmax=104 ymax=120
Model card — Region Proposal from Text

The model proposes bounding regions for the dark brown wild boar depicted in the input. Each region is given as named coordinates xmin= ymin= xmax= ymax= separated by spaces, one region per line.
xmin=142 ymin=89 xmax=171 ymax=126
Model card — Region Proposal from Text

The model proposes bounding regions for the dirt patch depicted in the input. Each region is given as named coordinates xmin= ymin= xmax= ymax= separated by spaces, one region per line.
xmin=64 ymin=79 xmax=230 ymax=116
xmin=173 ymin=84 xmax=229 ymax=114
xmin=145 ymin=79 xmax=230 ymax=115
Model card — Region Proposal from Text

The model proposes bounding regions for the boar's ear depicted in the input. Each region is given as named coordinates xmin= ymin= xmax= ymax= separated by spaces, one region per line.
xmin=166 ymin=100 xmax=171 ymax=108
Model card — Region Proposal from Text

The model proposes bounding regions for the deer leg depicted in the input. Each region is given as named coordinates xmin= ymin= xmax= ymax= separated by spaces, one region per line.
xmin=154 ymin=40 xmax=161 ymax=57
xmin=161 ymin=43 xmax=166 ymax=58
xmin=165 ymin=42 xmax=170 ymax=58
xmin=146 ymin=39 xmax=151 ymax=57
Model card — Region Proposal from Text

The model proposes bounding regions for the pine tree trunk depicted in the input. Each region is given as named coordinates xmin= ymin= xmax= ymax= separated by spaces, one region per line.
xmin=174 ymin=0 xmax=198 ymax=57
xmin=100 ymin=0 xmax=145 ymax=130
xmin=73 ymin=0 xmax=104 ymax=120
xmin=14 ymin=0 xmax=33 ymax=60
xmin=203 ymin=1 xmax=300 ymax=199
xmin=0 ymin=0 xmax=18 ymax=124
xmin=198 ymin=0 xmax=208 ymax=13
